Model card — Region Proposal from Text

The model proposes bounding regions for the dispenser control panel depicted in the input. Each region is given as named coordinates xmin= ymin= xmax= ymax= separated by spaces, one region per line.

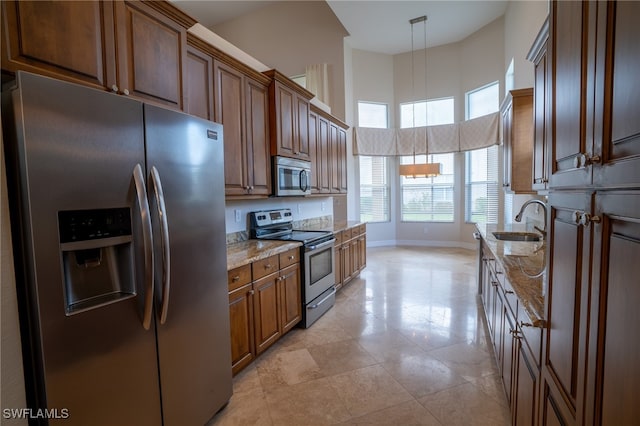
xmin=58 ymin=208 xmax=131 ymax=243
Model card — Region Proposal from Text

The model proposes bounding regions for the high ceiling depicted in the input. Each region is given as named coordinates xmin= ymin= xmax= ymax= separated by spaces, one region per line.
xmin=172 ymin=0 xmax=509 ymax=55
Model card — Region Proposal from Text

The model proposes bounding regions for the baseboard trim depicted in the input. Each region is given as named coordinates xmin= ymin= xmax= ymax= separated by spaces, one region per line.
xmin=366 ymin=240 xmax=476 ymax=250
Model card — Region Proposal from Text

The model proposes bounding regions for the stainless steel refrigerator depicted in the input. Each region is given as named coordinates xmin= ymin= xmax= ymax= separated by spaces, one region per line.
xmin=2 ymin=71 xmax=232 ymax=425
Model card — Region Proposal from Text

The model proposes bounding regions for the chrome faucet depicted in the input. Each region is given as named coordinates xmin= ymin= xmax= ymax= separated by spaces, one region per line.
xmin=515 ymin=199 xmax=548 ymax=238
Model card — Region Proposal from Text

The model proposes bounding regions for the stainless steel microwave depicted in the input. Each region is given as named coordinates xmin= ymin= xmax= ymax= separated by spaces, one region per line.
xmin=273 ymin=156 xmax=311 ymax=196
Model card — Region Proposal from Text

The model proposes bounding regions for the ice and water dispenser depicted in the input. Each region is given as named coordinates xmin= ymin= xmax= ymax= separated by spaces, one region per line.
xmin=58 ymin=208 xmax=136 ymax=315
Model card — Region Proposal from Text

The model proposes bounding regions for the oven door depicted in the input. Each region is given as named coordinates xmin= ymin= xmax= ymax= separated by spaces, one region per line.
xmin=303 ymin=238 xmax=335 ymax=303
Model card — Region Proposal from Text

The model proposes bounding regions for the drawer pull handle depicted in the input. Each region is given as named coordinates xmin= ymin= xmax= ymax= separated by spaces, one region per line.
xmin=491 ymin=281 xmax=498 ymax=287
xmin=232 ymin=276 xmax=240 ymax=282
xmin=505 ymin=290 xmax=514 ymax=294
xmin=264 ymin=264 xmax=272 ymax=269
xmin=520 ymin=321 xmax=533 ymax=328
xmin=288 ymin=255 xmax=295 ymax=260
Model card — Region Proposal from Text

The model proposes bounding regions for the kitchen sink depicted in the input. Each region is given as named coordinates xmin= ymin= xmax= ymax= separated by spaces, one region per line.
xmin=492 ymin=231 xmax=542 ymax=242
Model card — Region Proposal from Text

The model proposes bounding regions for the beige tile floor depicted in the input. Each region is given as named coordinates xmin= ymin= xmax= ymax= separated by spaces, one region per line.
xmin=210 ymin=246 xmax=511 ymax=426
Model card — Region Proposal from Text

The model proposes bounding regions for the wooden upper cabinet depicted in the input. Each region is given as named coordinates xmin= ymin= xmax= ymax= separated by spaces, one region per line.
xmin=264 ymin=70 xmax=313 ymax=161
xmin=500 ymin=88 xmax=535 ymax=194
xmin=215 ymin=59 xmax=271 ymax=197
xmin=548 ymin=0 xmax=593 ymax=189
xmin=308 ymin=110 xmax=320 ymax=193
xmin=114 ymin=1 xmax=188 ymax=109
xmin=1 ymin=0 xmax=117 ymax=90
xmin=0 ymin=0 xmax=194 ymax=110
xmin=528 ymin=18 xmax=550 ymax=192
xmin=185 ymin=35 xmax=214 ymax=121
xmin=592 ymin=1 xmax=640 ymax=188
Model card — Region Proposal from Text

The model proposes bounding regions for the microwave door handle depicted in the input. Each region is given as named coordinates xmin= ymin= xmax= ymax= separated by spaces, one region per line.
xmin=299 ymin=170 xmax=309 ymax=192
xmin=150 ymin=166 xmax=171 ymax=325
xmin=133 ymin=164 xmax=154 ymax=330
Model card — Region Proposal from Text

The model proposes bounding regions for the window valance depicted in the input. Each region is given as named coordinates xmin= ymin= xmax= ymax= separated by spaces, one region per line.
xmin=353 ymin=111 xmax=499 ymax=156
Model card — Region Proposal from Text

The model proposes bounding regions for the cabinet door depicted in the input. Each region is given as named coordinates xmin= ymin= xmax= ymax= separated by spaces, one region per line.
xmin=334 ymin=244 xmax=343 ymax=290
xmin=592 ymin=1 xmax=640 ymax=188
xmin=279 ymin=264 xmax=301 ymax=334
xmin=502 ymin=103 xmax=513 ymax=190
xmin=272 ymin=82 xmax=296 ymax=158
xmin=501 ymin=300 xmax=516 ymax=405
xmin=338 ymin=127 xmax=348 ymax=192
xmin=228 ymin=283 xmax=254 ymax=376
xmin=350 ymin=238 xmax=360 ymax=274
xmin=543 ymin=191 xmax=592 ymax=422
xmin=318 ymin=115 xmax=332 ymax=193
xmin=114 ymin=1 xmax=186 ymax=108
xmin=341 ymin=241 xmax=352 ymax=285
xmin=245 ymin=77 xmax=271 ymax=196
xmin=309 ymin=111 xmax=320 ymax=193
xmin=295 ymin=95 xmax=310 ymax=159
xmin=584 ymin=191 xmax=640 ymax=425
xmin=1 ymin=0 xmax=116 ymax=90
xmin=358 ymin=233 xmax=366 ymax=271
xmin=253 ymin=273 xmax=281 ymax=354
xmin=548 ymin=0 xmax=593 ymax=188
xmin=185 ymin=42 xmax=213 ymax=120
xmin=214 ymin=61 xmax=248 ymax=196
xmin=514 ymin=340 xmax=539 ymax=426
xmin=531 ymin=22 xmax=550 ymax=191
xmin=330 ymin=124 xmax=341 ymax=193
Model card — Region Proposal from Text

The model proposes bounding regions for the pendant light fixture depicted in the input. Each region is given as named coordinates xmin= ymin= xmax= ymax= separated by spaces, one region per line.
xmin=399 ymin=15 xmax=441 ymax=179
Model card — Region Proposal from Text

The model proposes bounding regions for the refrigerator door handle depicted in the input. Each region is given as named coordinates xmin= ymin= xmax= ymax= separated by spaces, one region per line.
xmin=150 ymin=166 xmax=171 ymax=325
xmin=133 ymin=164 xmax=154 ymax=330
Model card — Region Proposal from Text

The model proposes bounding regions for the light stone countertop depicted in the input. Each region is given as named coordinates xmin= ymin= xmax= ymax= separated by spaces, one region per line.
xmin=227 ymin=240 xmax=302 ymax=271
xmin=475 ymin=223 xmax=546 ymax=327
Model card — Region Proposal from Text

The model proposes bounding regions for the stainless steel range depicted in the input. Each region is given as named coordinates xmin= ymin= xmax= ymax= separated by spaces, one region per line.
xmin=249 ymin=209 xmax=336 ymax=328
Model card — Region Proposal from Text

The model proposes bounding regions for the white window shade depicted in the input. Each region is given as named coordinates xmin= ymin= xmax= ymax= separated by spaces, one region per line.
xmin=353 ymin=111 xmax=499 ymax=156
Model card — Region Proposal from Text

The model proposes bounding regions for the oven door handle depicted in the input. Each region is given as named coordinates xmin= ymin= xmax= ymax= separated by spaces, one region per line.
xmin=308 ymin=287 xmax=336 ymax=310
xmin=306 ymin=238 xmax=336 ymax=251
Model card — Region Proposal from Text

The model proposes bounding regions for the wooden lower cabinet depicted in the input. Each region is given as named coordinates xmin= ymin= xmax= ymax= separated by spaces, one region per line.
xmin=228 ymin=248 xmax=301 ymax=375
xmin=335 ymin=224 xmax=366 ymax=289
xmin=228 ymin=283 xmax=254 ymax=375
xmin=479 ymin=237 xmax=542 ymax=426
xmin=253 ymin=272 xmax=281 ymax=355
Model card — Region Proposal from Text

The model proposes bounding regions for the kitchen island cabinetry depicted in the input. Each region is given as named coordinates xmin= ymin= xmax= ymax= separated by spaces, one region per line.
xmin=264 ymin=70 xmax=313 ymax=161
xmin=214 ymin=59 xmax=271 ymax=198
xmin=500 ymin=88 xmax=535 ymax=194
xmin=1 ymin=0 xmax=194 ymax=109
xmin=477 ymin=225 xmax=545 ymax=426
xmin=227 ymin=246 xmax=301 ymax=376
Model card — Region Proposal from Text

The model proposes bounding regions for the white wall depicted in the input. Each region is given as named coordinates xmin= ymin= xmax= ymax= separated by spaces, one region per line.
xmin=212 ymin=1 xmax=349 ymax=120
xmin=503 ymin=0 xmax=548 ymax=224
xmin=225 ymin=196 xmax=333 ymax=234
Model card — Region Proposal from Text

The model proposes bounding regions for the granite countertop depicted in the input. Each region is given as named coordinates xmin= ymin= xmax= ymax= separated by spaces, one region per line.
xmin=297 ymin=220 xmax=364 ymax=233
xmin=476 ymin=223 xmax=546 ymax=327
xmin=227 ymin=240 xmax=302 ymax=270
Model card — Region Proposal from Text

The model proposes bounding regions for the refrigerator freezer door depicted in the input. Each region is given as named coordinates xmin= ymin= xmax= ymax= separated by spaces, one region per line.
xmin=144 ymin=105 xmax=232 ymax=425
xmin=5 ymin=72 xmax=162 ymax=424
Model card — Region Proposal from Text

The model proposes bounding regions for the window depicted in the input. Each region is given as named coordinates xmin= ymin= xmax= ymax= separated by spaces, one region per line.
xmin=401 ymin=153 xmax=455 ymax=222
xmin=358 ymin=101 xmax=390 ymax=223
xmin=465 ymin=82 xmax=500 ymax=224
xmin=400 ymin=97 xmax=454 ymax=128
xmin=400 ymin=98 xmax=455 ymax=222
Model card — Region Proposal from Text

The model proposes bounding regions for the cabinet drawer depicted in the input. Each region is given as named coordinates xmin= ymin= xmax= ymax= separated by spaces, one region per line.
xmin=342 ymin=228 xmax=352 ymax=240
xmin=518 ymin=308 xmax=543 ymax=368
xmin=333 ymin=230 xmax=343 ymax=245
xmin=502 ymin=278 xmax=518 ymax=316
xmin=228 ymin=264 xmax=252 ymax=292
xmin=279 ymin=248 xmax=300 ymax=269
xmin=357 ymin=224 xmax=366 ymax=235
xmin=252 ymin=255 xmax=279 ymax=280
